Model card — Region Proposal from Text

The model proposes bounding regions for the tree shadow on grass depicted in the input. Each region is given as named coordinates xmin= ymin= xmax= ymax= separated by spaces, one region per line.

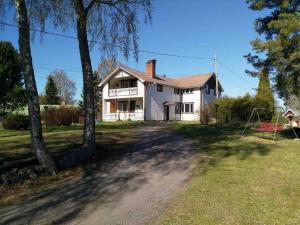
xmin=0 ymin=126 xmax=197 ymax=224
xmin=173 ymin=124 xmax=275 ymax=175
xmin=0 ymin=124 xmax=276 ymax=224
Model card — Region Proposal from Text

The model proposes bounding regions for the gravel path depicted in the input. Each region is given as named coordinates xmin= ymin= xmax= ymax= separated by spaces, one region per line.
xmin=0 ymin=125 xmax=197 ymax=225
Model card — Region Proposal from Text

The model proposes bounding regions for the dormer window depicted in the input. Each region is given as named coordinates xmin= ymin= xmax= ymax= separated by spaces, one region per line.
xmin=157 ymin=84 xmax=163 ymax=92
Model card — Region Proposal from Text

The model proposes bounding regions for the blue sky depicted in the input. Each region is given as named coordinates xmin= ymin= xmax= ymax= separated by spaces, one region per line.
xmin=0 ymin=0 xmax=268 ymax=101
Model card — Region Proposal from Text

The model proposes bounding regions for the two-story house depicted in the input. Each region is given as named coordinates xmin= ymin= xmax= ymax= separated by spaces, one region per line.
xmin=99 ymin=59 xmax=223 ymax=121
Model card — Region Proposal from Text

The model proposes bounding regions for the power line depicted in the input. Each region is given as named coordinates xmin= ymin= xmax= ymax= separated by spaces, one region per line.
xmin=1 ymin=21 xmax=257 ymax=88
xmin=217 ymin=59 xmax=257 ymax=86
xmin=0 ymin=21 xmax=213 ymax=61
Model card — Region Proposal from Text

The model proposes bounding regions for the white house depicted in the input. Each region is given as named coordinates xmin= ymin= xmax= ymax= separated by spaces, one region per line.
xmin=99 ymin=59 xmax=224 ymax=121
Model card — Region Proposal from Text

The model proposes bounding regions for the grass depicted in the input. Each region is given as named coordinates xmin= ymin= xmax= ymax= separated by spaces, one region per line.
xmin=0 ymin=121 xmax=146 ymax=172
xmin=0 ymin=121 xmax=144 ymax=204
xmin=160 ymin=124 xmax=300 ymax=225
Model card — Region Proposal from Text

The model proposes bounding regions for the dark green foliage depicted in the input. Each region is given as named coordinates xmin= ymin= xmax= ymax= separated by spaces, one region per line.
xmin=255 ymin=69 xmax=275 ymax=120
xmin=245 ymin=0 xmax=300 ymax=98
xmin=45 ymin=76 xmax=60 ymax=105
xmin=2 ymin=114 xmax=29 ymax=130
xmin=0 ymin=41 xmax=26 ymax=113
xmin=209 ymin=95 xmax=254 ymax=126
xmin=41 ymin=106 xmax=82 ymax=126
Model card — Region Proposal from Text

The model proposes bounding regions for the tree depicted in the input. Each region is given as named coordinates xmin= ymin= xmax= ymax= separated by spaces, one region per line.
xmin=50 ymin=0 xmax=153 ymax=153
xmin=0 ymin=41 xmax=26 ymax=113
xmin=0 ymin=0 xmax=57 ymax=173
xmin=95 ymin=59 xmax=118 ymax=105
xmin=286 ymin=94 xmax=300 ymax=114
xmin=245 ymin=0 xmax=300 ymax=99
xmin=50 ymin=70 xmax=76 ymax=104
xmin=45 ymin=75 xmax=60 ymax=105
xmin=255 ymin=68 xmax=275 ymax=120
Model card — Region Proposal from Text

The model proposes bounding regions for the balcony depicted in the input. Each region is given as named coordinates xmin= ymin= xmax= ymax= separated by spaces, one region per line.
xmin=108 ymin=87 xmax=138 ymax=97
xmin=104 ymin=112 xmax=144 ymax=121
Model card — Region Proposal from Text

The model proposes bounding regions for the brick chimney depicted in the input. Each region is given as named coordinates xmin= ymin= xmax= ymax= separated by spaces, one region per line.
xmin=146 ymin=59 xmax=156 ymax=78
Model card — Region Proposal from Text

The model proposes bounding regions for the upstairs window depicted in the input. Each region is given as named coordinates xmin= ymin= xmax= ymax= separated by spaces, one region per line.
xmin=182 ymin=88 xmax=194 ymax=94
xmin=205 ymin=84 xmax=210 ymax=94
xmin=157 ymin=84 xmax=163 ymax=92
xmin=174 ymin=88 xmax=182 ymax=95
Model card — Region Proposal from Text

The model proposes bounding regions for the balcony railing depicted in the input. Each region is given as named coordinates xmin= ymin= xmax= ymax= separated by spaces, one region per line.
xmin=108 ymin=87 xmax=138 ymax=97
xmin=104 ymin=112 xmax=144 ymax=121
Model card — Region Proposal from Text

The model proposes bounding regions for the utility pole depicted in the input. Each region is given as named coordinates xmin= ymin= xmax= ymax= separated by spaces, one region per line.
xmin=214 ymin=54 xmax=219 ymax=99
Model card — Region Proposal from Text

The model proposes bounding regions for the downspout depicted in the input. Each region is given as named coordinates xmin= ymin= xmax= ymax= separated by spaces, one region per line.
xmin=143 ymin=83 xmax=147 ymax=121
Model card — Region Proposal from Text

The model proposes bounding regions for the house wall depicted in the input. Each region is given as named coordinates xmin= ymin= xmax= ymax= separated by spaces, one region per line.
xmin=181 ymin=89 xmax=201 ymax=121
xmin=145 ymin=84 xmax=176 ymax=120
xmin=102 ymin=71 xmax=223 ymax=122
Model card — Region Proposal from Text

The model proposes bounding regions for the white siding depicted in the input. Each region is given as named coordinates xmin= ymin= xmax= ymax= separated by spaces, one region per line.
xmin=101 ymin=69 xmax=223 ymax=122
xmin=145 ymin=84 xmax=177 ymax=120
xmin=180 ymin=89 xmax=201 ymax=121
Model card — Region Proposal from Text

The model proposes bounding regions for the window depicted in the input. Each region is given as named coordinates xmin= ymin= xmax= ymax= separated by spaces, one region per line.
xmin=121 ymin=79 xmax=137 ymax=88
xmin=118 ymin=101 xmax=128 ymax=112
xmin=130 ymin=80 xmax=137 ymax=87
xmin=174 ymin=88 xmax=181 ymax=95
xmin=205 ymin=84 xmax=210 ymax=94
xmin=121 ymin=80 xmax=130 ymax=88
xmin=157 ymin=84 xmax=163 ymax=92
xmin=175 ymin=102 xmax=182 ymax=114
xmin=182 ymin=88 xmax=193 ymax=94
xmin=182 ymin=103 xmax=194 ymax=113
xmin=130 ymin=101 xmax=135 ymax=112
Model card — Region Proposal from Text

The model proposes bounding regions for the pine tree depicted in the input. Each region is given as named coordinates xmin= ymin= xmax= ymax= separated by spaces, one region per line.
xmin=245 ymin=0 xmax=300 ymax=99
xmin=45 ymin=76 xmax=60 ymax=105
xmin=256 ymin=68 xmax=275 ymax=121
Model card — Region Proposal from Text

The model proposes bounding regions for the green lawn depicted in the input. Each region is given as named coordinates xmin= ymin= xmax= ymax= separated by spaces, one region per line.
xmin=0 ymin=121 xmax=142 ymax=172
xmin=0 ymin=121 xmax=144 ymax=203
xmin=160 ymin=124 xmax=300 ymax=225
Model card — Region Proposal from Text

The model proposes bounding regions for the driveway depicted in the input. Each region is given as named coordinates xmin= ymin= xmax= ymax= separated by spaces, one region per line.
xmin=0 ymin=125 xmax=197 ymax=225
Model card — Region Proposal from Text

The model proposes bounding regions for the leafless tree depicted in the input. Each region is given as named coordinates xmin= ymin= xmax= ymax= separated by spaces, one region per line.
xmin=49 ymin=0 xmax=153 ymax=153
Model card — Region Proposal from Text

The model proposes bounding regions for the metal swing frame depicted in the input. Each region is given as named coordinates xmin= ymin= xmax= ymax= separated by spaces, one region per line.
xmin=241 ymin=107 xmax=299 ymax=142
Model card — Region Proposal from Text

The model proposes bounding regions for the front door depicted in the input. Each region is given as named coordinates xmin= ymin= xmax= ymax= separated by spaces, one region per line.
xmin=164 ymin=105 xmax=169 ymax=121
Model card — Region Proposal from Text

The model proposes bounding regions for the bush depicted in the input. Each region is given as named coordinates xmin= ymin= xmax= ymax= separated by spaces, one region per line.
xmin=200 ymin=106 xmax=211 ymax=125
xmin=209 ymin=94 xmax=275 ymax=126
xmin=41 ymin=106 xmax=82 ymax=126
xmin=2 ymin=114 xmax=29 ymax=130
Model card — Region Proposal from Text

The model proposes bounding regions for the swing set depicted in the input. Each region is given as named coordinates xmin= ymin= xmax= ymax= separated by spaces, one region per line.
xmin=241 ymin=107 xmax=299 ymax=142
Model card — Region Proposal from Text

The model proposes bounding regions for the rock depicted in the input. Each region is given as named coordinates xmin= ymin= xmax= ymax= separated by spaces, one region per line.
xmin=27 ymin=169 xmax=38 ymax=180
xmin=33 ymin=165 xmax=44 ymax=174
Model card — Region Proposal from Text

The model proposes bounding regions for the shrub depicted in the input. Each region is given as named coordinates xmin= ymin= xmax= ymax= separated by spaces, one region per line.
xmin=2 ymin=114 xmax=29 ymax=130
xmin=41 ymin=106 xmax=82 ymax=126
xmin=209 ymin=94 xmax=274 ymax=125
xmin=200 ymin=106 xmax=211 ymax=125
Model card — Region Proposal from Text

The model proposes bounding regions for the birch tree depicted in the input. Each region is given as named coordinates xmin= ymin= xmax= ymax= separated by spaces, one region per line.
xmin=50 ymin=0 xmax=153 ymax=153
xmin=0 ymin=0 xmax=56 ymax=173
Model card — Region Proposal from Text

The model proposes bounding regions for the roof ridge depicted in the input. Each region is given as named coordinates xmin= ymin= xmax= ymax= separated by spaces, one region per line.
xmin=172 ymin=73 xmax=213 ymax=80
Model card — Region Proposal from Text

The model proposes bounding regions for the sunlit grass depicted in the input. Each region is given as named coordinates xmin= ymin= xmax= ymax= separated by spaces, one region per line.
xmin=160 ymin=124 xmax=300 ymax=225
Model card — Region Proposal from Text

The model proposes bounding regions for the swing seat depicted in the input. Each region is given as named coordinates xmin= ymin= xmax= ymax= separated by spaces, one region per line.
xmin=255 ymin=122 xmax=284 ymax=132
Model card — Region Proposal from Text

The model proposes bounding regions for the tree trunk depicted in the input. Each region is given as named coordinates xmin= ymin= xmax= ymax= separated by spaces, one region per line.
xmin=73 ymin=0 xmax=96 ymax=153
xmin=15 ymin=0 xmax=56 ymax=174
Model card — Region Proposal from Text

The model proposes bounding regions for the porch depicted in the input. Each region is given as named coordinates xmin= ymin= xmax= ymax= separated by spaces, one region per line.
xmin=103 ymin=98 xmax=144 ymax=121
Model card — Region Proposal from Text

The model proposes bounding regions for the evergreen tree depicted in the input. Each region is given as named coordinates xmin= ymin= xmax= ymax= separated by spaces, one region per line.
xmin=0 ymin=41 xmax=26 ymax=113
xmin=45 ymin=76 xmax=60 ymax=105
xmin=245 ymin=0 xmax=300 ymax=99
xmin=256 ymin=68 xmax=275 ymax=121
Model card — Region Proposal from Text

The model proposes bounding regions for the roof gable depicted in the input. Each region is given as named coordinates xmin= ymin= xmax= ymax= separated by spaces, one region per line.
xmin=99 ymin=65 xmax=223 ymax=91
